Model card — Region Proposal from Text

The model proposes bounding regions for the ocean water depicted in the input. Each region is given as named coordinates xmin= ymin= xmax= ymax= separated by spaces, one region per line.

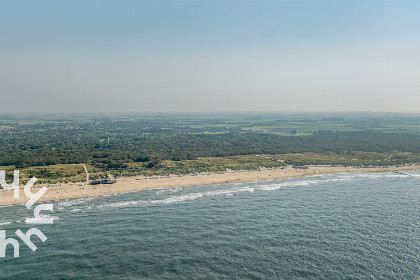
xmin=0 ymin=171 xmax=419 ymax=279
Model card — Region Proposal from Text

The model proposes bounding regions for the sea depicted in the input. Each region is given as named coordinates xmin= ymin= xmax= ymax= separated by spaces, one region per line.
xmin=0 ymin=171 xmax=419 ymax=279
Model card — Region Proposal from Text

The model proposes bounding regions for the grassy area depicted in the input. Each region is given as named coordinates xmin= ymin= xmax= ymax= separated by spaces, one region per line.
xmin=381 ymin=123 xmax=420 ymax=132
xmin=0 ymin=164 xmax=87 ymax=185
xmin=296 ymin=132 xmax=313 ymax=136
xmin=190 ymin=123 xmax=246 ymax=128
xmin=188 ymin=131 xmax=221 ymax=135
xmin=22 ymin=164 xmax=87 ymax=184
xmin=124 ymin=155 xmax=286 ymax=177
xmin=247 ymin=123 xmax=359 ymax=132
xmin=273 ymin=152 xmax=420 ymax=166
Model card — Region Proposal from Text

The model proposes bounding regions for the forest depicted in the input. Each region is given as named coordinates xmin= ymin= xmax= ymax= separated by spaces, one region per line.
xmin=1 ymin=113 xmax=420 ymax=183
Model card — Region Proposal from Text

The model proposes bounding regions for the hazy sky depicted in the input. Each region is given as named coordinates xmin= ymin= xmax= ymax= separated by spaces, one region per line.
xmin=1 ymin=0 xmax=420 ymax=113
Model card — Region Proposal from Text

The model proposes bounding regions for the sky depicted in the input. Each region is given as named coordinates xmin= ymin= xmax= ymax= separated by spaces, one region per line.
xmin=0 ymin=0 xmax=420 ymax=113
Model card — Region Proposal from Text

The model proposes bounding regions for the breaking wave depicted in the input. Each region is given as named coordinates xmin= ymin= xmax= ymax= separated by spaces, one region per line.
xmin=53 ymin=171 xmax=419 ymax=212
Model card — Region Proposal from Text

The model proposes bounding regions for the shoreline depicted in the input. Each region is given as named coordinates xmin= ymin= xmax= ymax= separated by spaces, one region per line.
xmin=1 ymin=165 xmax=419 ymax=206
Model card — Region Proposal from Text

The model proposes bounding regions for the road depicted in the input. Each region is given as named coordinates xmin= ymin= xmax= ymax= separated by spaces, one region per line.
xmin=82 ymin=164 xmax=90 ymax=184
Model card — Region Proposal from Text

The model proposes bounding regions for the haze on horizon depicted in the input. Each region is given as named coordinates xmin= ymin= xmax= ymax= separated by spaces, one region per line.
xmin=1 ymin=0 xmax=420 ymax=114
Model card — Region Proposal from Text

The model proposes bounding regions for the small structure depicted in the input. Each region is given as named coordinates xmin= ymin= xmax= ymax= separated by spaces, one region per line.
xmin=292 ymin=165 xmax=308 ymax=169
xmin=89 ymin=178 xmax=116 ymax=185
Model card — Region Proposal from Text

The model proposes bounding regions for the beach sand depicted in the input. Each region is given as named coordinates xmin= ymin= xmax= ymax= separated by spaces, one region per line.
xmin=1 ymin=165 xmax=419 ymax=206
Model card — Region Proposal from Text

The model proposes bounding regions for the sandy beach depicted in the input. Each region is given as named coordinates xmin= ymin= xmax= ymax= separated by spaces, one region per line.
xmin=1 ymin=165 xmax=419 ymax=206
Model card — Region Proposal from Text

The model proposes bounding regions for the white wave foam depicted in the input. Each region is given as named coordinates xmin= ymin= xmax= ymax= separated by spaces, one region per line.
xmin=98 ymin=176 xmax=356 ymax=209
xmin=25 ymin=216 xmax=59 ymax=224
xmin=95 ymin=171 xmax=416 ymax=210
xmin=151 ymin=192 xmax=204 ymax=204
xmin=357 ymin=173 xmax=408 ymax=179
xmin=237 ymin=186 xmax=255 ymax=192
xmin=256 ymin=172 xmax=407 ymax=191
xmin=58 ymin=197 xmax=96 ymax=209
xmin=0 ymin=219 xmax=26 ymax=226
xmin=259 ymin=184 xmax=284 ymax=191
xmin=58 ymin=171 xmax=419 ymax=212
xmin=97 ymin=185 xmax=258 ymax=209
xmin=259 ymin=179 xmax=320 ymax=191
xmin=97 ymin=200 xmax=146 ymax=209
xmin=322 ymin=177 xmax=354 ymax=183
xmin=156 ymin=188 xmax=181 ymax=195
